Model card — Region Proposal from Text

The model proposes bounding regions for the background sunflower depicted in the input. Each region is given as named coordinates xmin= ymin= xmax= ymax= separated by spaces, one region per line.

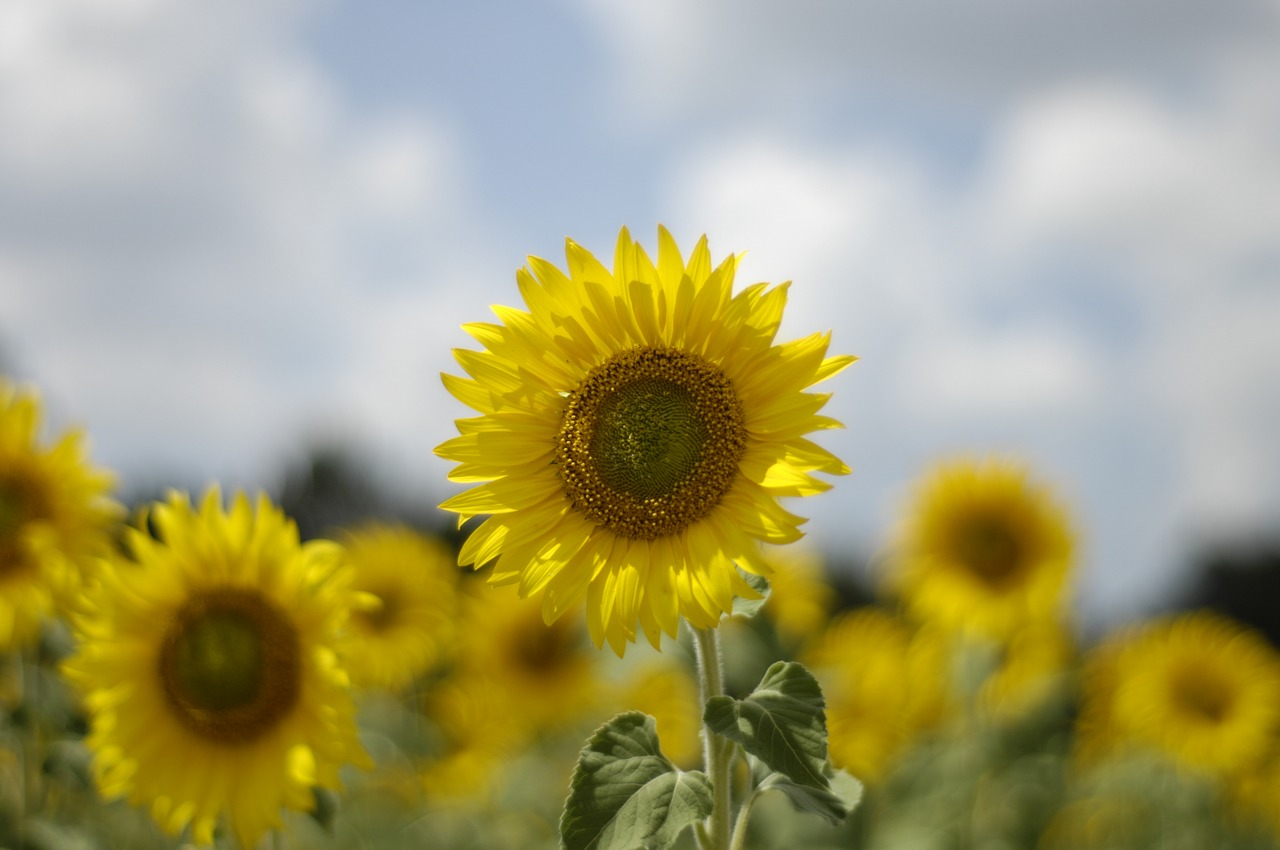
xmin=63 ymin=489 xmax=369 ymax=847
xmin=0 ymin=379 xmax=119 ymax=651
xmin=341 ymin=523 xmax=459 ymax=693
xmin=886 ymin=456 xmax=1074 ymax=640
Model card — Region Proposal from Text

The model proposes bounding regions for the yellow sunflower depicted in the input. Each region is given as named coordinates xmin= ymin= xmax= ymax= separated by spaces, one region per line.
xmin=341 ymin=523 xmax=459 ymax=693
xmin=886 ymin=456 xmax=1073 ymax=639
xmin=612 ymin=660 xmax=703 ymax=768
xmin=0 ymin=379 xmax=120 ymax=649
xmin=760 ymin=544 xmax=836 ymax=646
xmin=1231 ymin=753 xmax=1280 ymax=838
xmin=454 ymin=582 xmax=602 ymax=732
xmin=805 ymin=607 xmax=949 ymax=783
xmin=62 ymin=488 xmax=369 ymax=847
xmin=420 ymin=673 xmax=533 ymax=802
xmin=979 ymin=624 xmax=1075 ymax=720
xmin=1077 ymin=611 xmax=1280 ymax=781
xmin=436 ymin=226 xmax=853 ymax=654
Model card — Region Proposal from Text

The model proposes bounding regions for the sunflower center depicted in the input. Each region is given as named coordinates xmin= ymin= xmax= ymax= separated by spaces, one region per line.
xmin=955 ymin=515 xmax=1023 ymax=587
xmin=556 ymin=346 xmax=747 ymax=540
xmin=1171 ymin=664 xmax=1234 ymax=725
xmin=356 ymin=588 xmax=401 ymax=633
xmin=514 ymin=618 xmax=575 ymax=675
xmin=0 ymin=473 xmax=47 ymax=578
xmin=159 ymin=588 xmax=301 ymax=744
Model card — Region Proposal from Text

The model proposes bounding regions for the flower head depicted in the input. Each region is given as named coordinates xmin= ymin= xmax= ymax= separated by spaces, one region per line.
xmin=886 ymin=456 xmax=1073 ymax=639
xmin=341 ymin=523 xmax=459 ymax=692
xmin=0 ymin=379 xmax=120 ymax=649
xmin=436 ymin=226 xmax=853 ymax=654
xmin=1077 ymin=611 xmax=1280 ymax=781
xmin=805 ymin=607 xmax=948 ymax=783
xmin=454 ymin=582 xmax=602 ymax=732
xmin=612 ymin=661 xmax=703 ymax=768
xmin=63 ymin=489 xmax=369 ymax=847
xmin=760 ymin=544 xmax=836 ymax=646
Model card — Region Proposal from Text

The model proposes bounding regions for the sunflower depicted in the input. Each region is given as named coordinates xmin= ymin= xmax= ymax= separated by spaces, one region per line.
xmin=805 ymin=607 xmax=949 ymax=783
xmin=759 ymin=544 xmax=836 ymax=646
xmin=1076 ymin=611 xmax=1280 ymax=781
xmin=979 ymin=624 xmax=1074 ymax=720
xmin=62 ymin=489 xmax=369 ymax=847
xmin=1231 ymin=753 xmax=1280 ymax=838
xmin=886 ymin=456 xmax=1073 ymax=640
xmin=612 ymin=660 xmax=703 ymax=768
xmin=453 ymin=582 xmax=602 ymax=732
xmin=0 ymin=379 xmax=120 ymax=650
xmin=420 ymin=672 xmax=533 ymax=802
xmin=341 ymin=524 xmax=459 ymax=693
xmin=436 ymin=226 xmax=853 ymax=654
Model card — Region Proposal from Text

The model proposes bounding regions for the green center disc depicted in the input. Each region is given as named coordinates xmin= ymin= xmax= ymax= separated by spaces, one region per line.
xmin=0 ymin=473 xmax=46 ymax=578
xmin=556 ymin=346 xmax=747 ymax=540
xmin=592 ymin=379 xmax=706 ymax=502
xmin=159 ymin=588 xmax=301 ymax=743
xmin=955 ymin=515 xmax=1023 ymax=587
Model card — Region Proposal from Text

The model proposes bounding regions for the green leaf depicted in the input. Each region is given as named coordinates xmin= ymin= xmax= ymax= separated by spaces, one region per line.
xmin=704 ymin=661 xmax=829 ymax=789
xmin=560 ymin=711 xmax=713 ymax=850
xmin=757 ymin=766 xmax=863 ymax=825
xmin=729 ymin=571 xmax=771 ymax=619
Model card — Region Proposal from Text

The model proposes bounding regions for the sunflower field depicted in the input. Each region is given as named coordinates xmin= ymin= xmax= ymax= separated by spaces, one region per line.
xmin=3 ymin=230 xmax=1280 ymax=850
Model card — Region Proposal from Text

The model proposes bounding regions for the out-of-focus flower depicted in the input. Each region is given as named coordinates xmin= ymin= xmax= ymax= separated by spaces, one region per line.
xmin=341 ymin=524 xmax=459 ymax=693
xmin=1038 ymin=796 xmax=1154 ymax=850
xmin=760 ymin=544 xmax=836 ymax=647
xmin=886 ymin=456 xmax=1073 ymax=640
xmin=455 ymin=583 xmax=602 ymax=733
xmin=1231 ymin=752 xmax=1280 ymax=839
xmin=1077 ymin=611 xmax=1280 ymax=782
xmin=980 ymin=625 xmax=1075 ymax=720
xmin=612 ymin=661 xmax=702 ymax=768
xmin=805 ymin=606 xmax=949 ymax=783
xmin=63 ymin=489 xmax=369 ymax=847
xmin=435 ymin=226 xmax=853 ymax=654
xmin=420 ymin=673 xmax=531 ymax=803
xmin=0 ymin=379 xmax=120 ymax=650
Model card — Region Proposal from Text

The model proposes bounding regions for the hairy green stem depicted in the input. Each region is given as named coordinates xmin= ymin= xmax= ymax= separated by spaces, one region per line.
xmin=692 ymin=626 xmax=732 ymax=850
xmin=728 ymin=789 xmax=762 ymax=850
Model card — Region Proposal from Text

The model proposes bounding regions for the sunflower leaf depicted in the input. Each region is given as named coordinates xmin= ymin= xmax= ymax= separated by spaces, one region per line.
xmin=756 ymin=763 xmax=863 ymax=825
xmin=560 ymin=711 xmax=712 ymax=850
xmin=729 ymin=571 xmax=771 ymax=619
xmin=703 ymin=661 xmax=829 ymax=789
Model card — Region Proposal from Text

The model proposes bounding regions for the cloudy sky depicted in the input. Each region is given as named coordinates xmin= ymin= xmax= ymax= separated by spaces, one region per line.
xmin=2 ymin=0 xmax=1278 ymax=629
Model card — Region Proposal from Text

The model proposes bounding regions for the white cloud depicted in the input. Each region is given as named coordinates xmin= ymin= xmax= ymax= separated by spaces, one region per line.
xmin=654 ymin=55 xmax=1280 ymax=623
xmin=573 ymin=0 xmax=1280 ymax=129
xmin=979 ymin=79 xmax=1280 ymax=286
xmin=0 ymin=0 xmax=483 ymax=494
xmin=896 ymin=328 xmax=1101 ymax=419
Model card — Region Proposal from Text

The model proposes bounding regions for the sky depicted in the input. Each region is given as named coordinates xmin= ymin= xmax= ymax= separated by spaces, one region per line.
xmin=2 ymin=0 xmax=1278 ymax=630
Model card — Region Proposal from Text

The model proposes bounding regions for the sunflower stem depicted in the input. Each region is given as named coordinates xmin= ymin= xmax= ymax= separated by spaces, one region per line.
xmin=692 ymin=625 xmax=732 ymax=850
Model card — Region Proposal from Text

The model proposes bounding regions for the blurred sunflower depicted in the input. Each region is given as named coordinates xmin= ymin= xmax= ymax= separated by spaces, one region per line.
xmin=760 ymin=544 xmax=836 ymax=647
xmin=805 ymin=607 xmax=949 ymax=783
xmin=63 ymin=489 xmax=369 ymax=847
xmin=341 ymin=524 xmax=459 ymax=693
xmin=420 ymin=673 xmax=531 ymax=802
xmin=1038 ymin=796 xmax=1153 ymax=850
xmin=455 ymin=583 xmax=601 ymax=731
xmin=436 ymin=226 xmax=853 ymax=654
xmin=980 ymin=625 xmax=1075 ymax=720
xmin=613 ymin=661 xmax=703 ymax=768
xmin=1231 ymin=753 xmax=1280 ymax=838
xmin=886 ymin=456 xmax=1073 ymax=639
xmin=0 ymin=379 xmax=120 ymax=650
xmin=1077 ymin=611 xmax=1280 ymax=781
